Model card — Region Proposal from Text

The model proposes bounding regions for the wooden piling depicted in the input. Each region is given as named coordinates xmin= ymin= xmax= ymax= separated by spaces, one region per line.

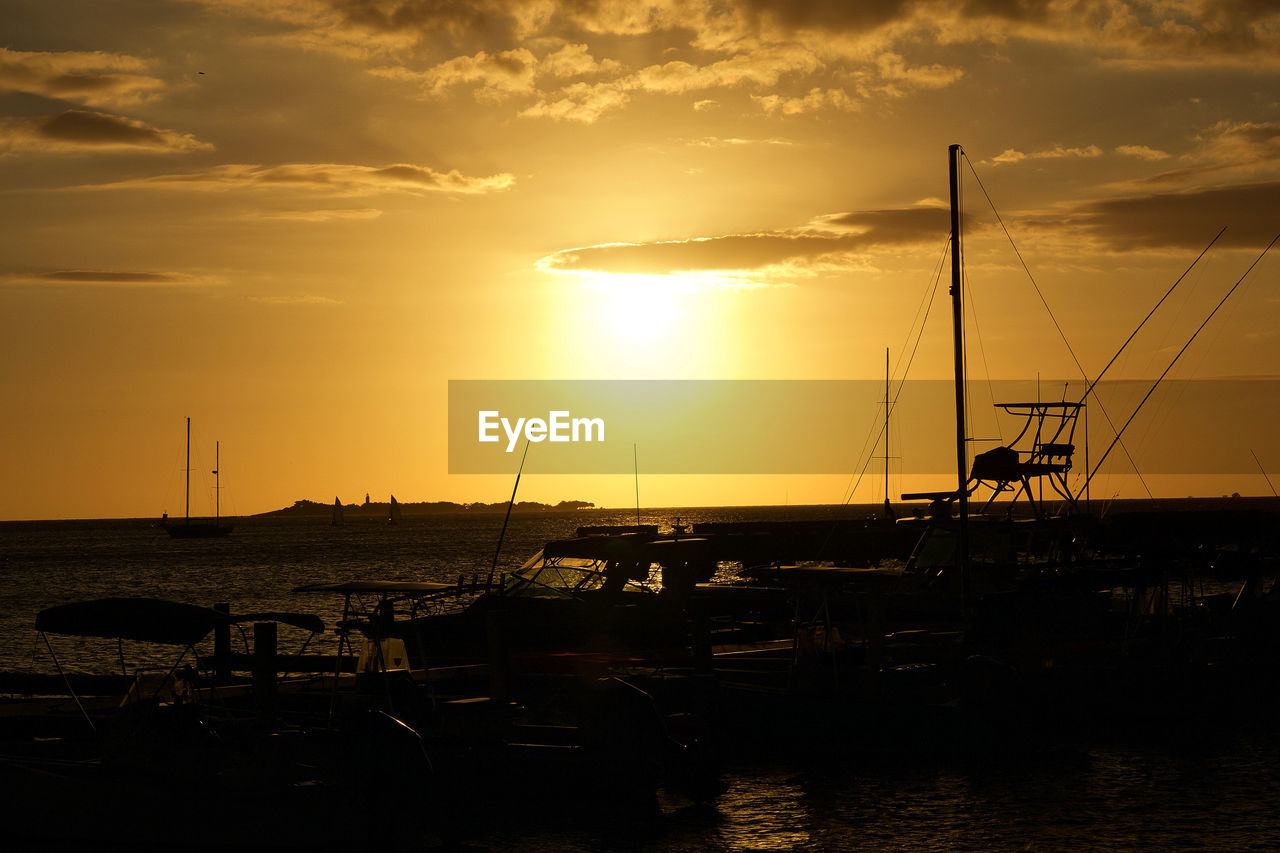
xmin=253 ymin=621 xmax=277 ymax=724
xmin=213 ymin=602 xmax=231 ymax=683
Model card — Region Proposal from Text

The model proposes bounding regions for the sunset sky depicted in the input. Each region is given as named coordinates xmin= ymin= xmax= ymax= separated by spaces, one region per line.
xmin=3 ymin=1 xmax=1280 ymax=520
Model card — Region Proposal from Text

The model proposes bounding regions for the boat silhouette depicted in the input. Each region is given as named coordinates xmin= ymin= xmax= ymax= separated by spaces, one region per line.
xmin=161 ymin=417 xmax=233 ymax=538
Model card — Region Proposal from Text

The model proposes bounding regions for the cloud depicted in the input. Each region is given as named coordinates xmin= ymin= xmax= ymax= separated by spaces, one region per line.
xmin=874 ymin=52 xmax=963 ymax=88
xmin=684 ymin=136 xmax=794 ymax=147
xmin=519 ymin=80 xmax=630 ymax=122
xmin=989 ymin=144 xmax=1104 ymax=165
xmin=375 ymin=48 xmax=540 ymax=101
xmin=1116 ymin=121 xmax=1280 ymax=187
xmin=249 ymin=294 xmax=342 ymax=304
xmin=757 ymin=0 xmax=1280 ymax=69
xmin=192 ymin=0 xmax=1280 ymax=77
xmin=1196 ymin=120 xmax=1280 ymax=167
xmin=815 ymin=206 xmax=952 ymax=240
xmin=540 ymin=43 xmax=621 ymax=78
xmin=376 ymin=42 xmax=623 ymax=106
xmin=518 ymin=43 xmax=829 ymax=122
xmin=245 ymin=207 xmax=384 ymax=222
xmin=753 ymin=87 xmax=859 ymax=115
xmin=182 ymin=0 xmax=1280 ymax=130
xmin=1116 ymin=144 xmax=1171 ymax=161
xmin=5 ymin=269 xmax=204 ymax=286
xmin=538 ymin=205 xmax=950 ymax=279
xmin=0 ymin=48 xmax=165 ymax=107
xmin=0 ymin=110 xmax=211 ymax=154
xmin=1057 ymin=181 xmax=1280 ymax=251
xmin=537 ymin=179 xmax=1277 ymax=283
xmin=630 ymin=44 xmax=823 ymax=94
xmin=82 ymin=162 xmax=515 ymax=194
xmin=186 ymin=1 xmax=958 ymax=121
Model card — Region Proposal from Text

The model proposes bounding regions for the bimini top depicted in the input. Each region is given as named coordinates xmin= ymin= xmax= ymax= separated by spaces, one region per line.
xmin=38 ymin=598 xmax=226 ymax=646
xmin=36 ymin=597 xmax=324 ymax=645
xmin=540 ymin=535 xmax=711 ymax=563
xmin=292 ymin=580 xmax=456 ymax=594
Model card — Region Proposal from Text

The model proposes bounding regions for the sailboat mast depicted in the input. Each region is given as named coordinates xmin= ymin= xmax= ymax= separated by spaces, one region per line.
xmin=185 ymin=416 xmax=191 ymax=523
xmin=214 ymin=441 xmax=220 ymax=524
xmin=884 ymin=347 xmax=891 ymax=520
xmin=948 ymin=144 xmax=969 ymax=604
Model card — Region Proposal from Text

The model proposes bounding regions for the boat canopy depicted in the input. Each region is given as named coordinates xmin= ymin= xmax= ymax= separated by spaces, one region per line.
xmin=37 ymin=598 xmax=223 ymax=646
xmin=540 ymin=535 xmax=712 ymax=564
xmin=36 ymin=598 xmax=325 ymax=645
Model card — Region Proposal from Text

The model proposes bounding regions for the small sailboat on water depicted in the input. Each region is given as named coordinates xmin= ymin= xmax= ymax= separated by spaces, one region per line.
xmin=331 ymin=497 xmax=344 ymax=526
xmin=388 ymin=494 xmax=402 ymax=525
xmin=161 ymin=417 xmax=233 ymax=538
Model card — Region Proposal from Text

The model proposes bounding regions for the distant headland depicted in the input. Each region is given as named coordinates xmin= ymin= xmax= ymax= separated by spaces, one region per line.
xmin=255 ymin=497 xmax=595 ymax=518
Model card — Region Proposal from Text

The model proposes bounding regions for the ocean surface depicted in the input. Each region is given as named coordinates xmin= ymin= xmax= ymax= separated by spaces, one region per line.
xmin=3 ymin=506 xmax=1279 ymax=851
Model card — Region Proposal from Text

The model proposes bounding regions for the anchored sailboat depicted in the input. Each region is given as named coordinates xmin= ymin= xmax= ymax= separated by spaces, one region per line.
xmin=161 ymin=417 xmax=233 ymax=538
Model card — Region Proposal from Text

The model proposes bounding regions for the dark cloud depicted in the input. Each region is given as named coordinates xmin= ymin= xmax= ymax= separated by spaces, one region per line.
xmin=541 ymin=182 xmax=1280 ymax=281
xmin=18 ymin=270 xmax=197 ymax=285
xmin=822 ymin=207 xmax=951 ymax=242
xmin=0 ymin=48 xmax=164 ymax=106
xmin=0 ymin=110 xmax=210 ymax=153
xmin=39 ymin=110 xmax=191 ymax=148
xmin=737 ymin=0 xmax=917 ymax=34
xmin=540 ymin=206 xmax=951 ymax=276
xmin=203 ymin=0 xmax=1280 ymax=71
xmin=334 ymin=0 xmax=514 ymax=39
xmin=85 ymin=162 xmax=514 ymax=194
xmin=1065 ymin=182 xmax=1280 ymax=251
xmin=544 ymin=233 xmax=850 ymax=275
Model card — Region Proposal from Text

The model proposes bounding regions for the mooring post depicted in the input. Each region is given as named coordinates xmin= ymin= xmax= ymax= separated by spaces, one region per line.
xmin=691 ymin=596 xmax=713 ymax=677
xmin=213 ymin=602 xmax=231 ymax=683
xmin=253 ymin=621 xmax=278 ymax=724
xmin=486 ymin=609 xmax=510 ymax=703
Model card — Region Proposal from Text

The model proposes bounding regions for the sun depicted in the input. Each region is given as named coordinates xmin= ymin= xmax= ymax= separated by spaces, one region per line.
xmin=590 ymin=273 xmax=684 ymax=343
xmin=539 ymin=267 xmax=748 ymax=374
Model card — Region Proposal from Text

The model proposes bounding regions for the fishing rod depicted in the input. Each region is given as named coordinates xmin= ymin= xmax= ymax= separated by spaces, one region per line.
xmin=1076 ymin=226 xmax=1227 ymax=405
xmin=492 ymin=439 xmax=531 ymax=572
xmin=1252 ymin=449 xmax=1279 ymax=498
xmin=1068 ymin=227 xmax=1227 ymax=506
xmin=1078 ymin=231 xmax=1280 ymax=500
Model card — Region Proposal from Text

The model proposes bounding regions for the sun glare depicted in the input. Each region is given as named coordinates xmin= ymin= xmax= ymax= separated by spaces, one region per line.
xmin=590 ymin=273 xmax=684 ymax=343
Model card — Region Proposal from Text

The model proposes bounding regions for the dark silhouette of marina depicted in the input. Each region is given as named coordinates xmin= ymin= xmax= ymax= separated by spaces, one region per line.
xmin=5 ymin=145 xmax=1280 ymax=848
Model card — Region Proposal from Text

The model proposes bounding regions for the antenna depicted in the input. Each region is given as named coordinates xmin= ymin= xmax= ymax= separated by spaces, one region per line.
xmin=492 ymin=440 xmax=530 ymax=572
xmin=633 ymin=444 xmax=641 ymax=527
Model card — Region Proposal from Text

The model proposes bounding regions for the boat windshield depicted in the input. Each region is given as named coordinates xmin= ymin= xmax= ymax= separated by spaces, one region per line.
xmin=504 ymin=550 xmax=653 ymax=598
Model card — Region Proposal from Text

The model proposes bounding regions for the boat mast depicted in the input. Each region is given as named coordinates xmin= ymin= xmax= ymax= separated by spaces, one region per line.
xmin=884 ymin=347 xmax=892 ymax=520
xmin=213 ymin=441 xmax=220 ymax=524
xmin=184 ymin=416 xmax=191 ymax=523
xmin=948 ymin=144 xmax=969 ymax=606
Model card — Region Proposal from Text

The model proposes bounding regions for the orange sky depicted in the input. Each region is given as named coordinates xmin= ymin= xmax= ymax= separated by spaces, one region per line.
xmin=3 ymin=1 xmax=1280 ymax=520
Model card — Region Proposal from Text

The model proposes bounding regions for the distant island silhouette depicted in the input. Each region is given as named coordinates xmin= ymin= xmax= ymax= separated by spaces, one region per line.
xmin=256 ymin=498 xmax=595 ymax=518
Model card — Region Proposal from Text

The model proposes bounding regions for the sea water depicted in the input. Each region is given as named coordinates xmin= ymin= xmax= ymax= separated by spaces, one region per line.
xmin=2 ymin=508 xmax=1279 ymax=850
